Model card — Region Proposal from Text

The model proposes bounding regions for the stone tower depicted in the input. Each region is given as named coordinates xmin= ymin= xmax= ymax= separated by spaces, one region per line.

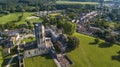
xmin=34 ymin=23 xmax=46 ymax=48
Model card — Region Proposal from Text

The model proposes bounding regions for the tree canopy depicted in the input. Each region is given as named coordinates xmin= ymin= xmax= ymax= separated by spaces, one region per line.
xmin=62 ymin=22 xmax=76 ymax=35
xmin=66 ymin=36 xmax=80 ymax=52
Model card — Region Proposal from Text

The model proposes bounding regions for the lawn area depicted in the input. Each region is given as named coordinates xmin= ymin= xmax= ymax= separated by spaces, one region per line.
xmin=24 ymin=54 xmax=57 ymax=67
xmin=0 ymin=46 xmax=3 ymax=67
xmin=67 ymin=33 xmax=120 ymax=67
xmin=0 ymin=13 xmax=21 ymax=24
xmin=50 ymin=13 xmax=61 ymax=17
xmin=0 ymin=12 xmax=41 ymax=24
xmin=21 ymin=37 xmax=36 ymax=44
xmin=56 ymin=1 xmax=99 ymax=5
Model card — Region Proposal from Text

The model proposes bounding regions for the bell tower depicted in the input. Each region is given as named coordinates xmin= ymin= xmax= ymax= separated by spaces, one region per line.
xmin=34 ymin=23 xmax=45 ymax=48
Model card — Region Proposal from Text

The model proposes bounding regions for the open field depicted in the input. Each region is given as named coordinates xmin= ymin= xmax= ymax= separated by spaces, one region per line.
xmin=0 ymin=12 xmax=41 ymax=24
xmin=67 ymin=33 xmax=120 ymax=67
xmin=0 ymin=13 xmax=21 ymax=24
xmin=56 ymin=1 xmax=99 ymax=5
xmin=24 ymin=54 xmax=57 ymax=67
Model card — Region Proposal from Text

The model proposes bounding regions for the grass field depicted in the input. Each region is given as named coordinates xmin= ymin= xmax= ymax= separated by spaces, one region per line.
xmin=0 ymin=12 xmax=41 ymax=24
xmin=21 ymin=37 xmax=36 ymax=44
xmin=24 ymin=54 xmax=57 ymax=67
xmin=0 ymin=13 xmax=21 ymax=24
xmin=0 ymin=46 xmax=3 ymax=67
xmin=56 ymin=1 xmax=99 ymax=5
xmin=67 ymin=33 xmax=120 ymax=67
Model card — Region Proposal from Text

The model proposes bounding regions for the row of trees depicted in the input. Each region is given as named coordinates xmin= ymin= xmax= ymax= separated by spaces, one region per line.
xmin=0 ymin=22 xmax=31 ymax=31
xmin=0 ymin=0 xmax=97 ymax=16
xmin=107 ymin=9 xmax=120 ymax=21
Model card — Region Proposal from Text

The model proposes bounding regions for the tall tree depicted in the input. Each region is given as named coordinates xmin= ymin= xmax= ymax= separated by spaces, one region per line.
xmin=62 ymin=22 xmax=76 ymax=35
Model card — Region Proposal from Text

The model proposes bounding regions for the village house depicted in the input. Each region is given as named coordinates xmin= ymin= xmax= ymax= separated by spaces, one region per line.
xmin=0 ymin=33 xmax=19 ymax=56
xmin=88 ymin=26 xmax=102 ymax=33
xmin=0 ymin=39 xmax=13 ymax=56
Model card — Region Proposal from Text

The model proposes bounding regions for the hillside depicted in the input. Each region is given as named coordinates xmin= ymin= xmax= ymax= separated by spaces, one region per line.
xmin=67 ymin=33 xmax=120 ymax=67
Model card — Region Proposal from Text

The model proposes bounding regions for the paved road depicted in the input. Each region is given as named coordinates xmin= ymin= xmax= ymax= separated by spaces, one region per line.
xmin=6 ymin=54 xmax=18 ymax=67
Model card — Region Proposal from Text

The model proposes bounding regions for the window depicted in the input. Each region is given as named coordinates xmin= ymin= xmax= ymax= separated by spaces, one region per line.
xmin=28 ymin=52 xmax=30 ymax=55
xmin=41 ymin=34 xmax=42 ymax=38
xmin=34 ymin=50 xmax=36 ymax=54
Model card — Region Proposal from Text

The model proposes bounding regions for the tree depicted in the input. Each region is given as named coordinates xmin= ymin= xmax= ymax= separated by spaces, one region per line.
xmin=94 ymin=38 xmax=99 ymax=44
xmin=2 ymin=34 xmax=8 ymax=39
xmin=67 ymin=36 xmax=80 ymax=52
xmin=105 ymin=35 xmax=116 ymax=44
xmin=62 ymin=22 xmax=76 ymax=35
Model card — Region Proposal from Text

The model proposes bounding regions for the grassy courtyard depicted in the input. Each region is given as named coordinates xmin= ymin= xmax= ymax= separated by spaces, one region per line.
xmin=21 ymin=37 xmax=36 ymax=44
xmin=56 ymin=1 xmax=99 ymax=5
xmin=67 ymin=33 xmax=120 ymax=67
xmin=24 ymin=54 xmax=57 ymax=67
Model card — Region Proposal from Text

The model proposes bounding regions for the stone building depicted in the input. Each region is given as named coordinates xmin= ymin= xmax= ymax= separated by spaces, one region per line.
xmin=24 ymin=23 xmax=53 ymax=58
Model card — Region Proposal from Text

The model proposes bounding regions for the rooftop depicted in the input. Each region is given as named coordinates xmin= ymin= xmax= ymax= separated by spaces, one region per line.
xmin=45 ymin=38 xmax=53 ymax=48
xmin=24 ymin=41 xmax=37 ymax=51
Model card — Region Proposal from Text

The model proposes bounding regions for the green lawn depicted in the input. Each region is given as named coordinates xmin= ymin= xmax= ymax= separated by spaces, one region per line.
xmin=24 ymin=54 xmax=57 ymax=67
xmin=56 ymin=1 xmax=99 ymax=5
xmin=17 ymin=12 xmax=34 ymax=24
xmin=67 ymin=33 xmax=120 ymax=67
xmin=0 ymin=46 xmax=3 ymax=67
xmin=0 ymin=12 xmax=41 ymax=24
xmin=21 ymin=37 xmax=36 ymax=44
xmin=50 ymin=13 xmax=61 ymax=17
xmin=0 ymin=13 xmax=21 ymax=24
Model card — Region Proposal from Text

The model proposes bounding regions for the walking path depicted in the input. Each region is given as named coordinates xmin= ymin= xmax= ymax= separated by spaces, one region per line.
xmin=6 ymin=54 xmax=18 ymax=67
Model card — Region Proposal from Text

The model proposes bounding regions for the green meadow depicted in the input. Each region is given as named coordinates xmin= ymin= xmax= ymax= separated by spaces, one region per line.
xmin=67 ymin=33 xmax=120 ymax=67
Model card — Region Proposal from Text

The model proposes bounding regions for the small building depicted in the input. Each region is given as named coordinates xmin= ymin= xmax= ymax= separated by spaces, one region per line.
xmin=0 ymin=39 xmax=14 ymax=56
xmin=89 ymin=26 xmax=102 ymax=33
xmin=1 ymin=29 xmax=20 ymax=36
xmin=9 ymin=33 xmax=20 ymax=44
xmin=111 ymin=31 xmax=119 ymax=36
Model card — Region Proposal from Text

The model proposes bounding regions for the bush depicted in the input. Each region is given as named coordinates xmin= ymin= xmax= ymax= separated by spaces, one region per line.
xmin=94 ymin=38 xmax=99 ymax=44
xmin=66 ymin=36 xmax=80 ymax=52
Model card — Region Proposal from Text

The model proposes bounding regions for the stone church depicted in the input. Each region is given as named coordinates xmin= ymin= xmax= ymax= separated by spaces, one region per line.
xmin=24 ymin=23 xmax=53 ymax=58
